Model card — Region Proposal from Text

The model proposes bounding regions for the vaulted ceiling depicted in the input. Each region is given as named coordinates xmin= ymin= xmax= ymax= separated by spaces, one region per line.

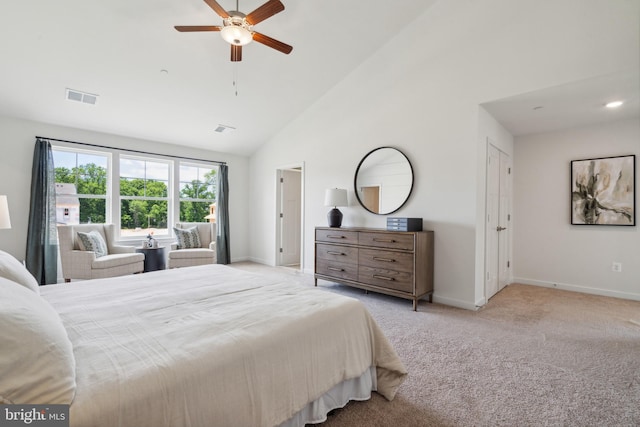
xmin=0 ymin=0 xmax=438 ymax=156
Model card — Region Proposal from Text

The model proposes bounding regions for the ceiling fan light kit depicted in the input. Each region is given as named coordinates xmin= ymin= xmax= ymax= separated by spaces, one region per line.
xmin=175 ymin=0 xmax=292 ymax=62
xmin=221 ymin=13 xmax=253 ymax=46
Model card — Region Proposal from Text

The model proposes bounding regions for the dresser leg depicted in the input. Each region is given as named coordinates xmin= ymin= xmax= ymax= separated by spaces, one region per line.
xmin=413 ymin=299 xmax=417 ymax=311
xmin=314 ymin=277 xmax=317 ymax=287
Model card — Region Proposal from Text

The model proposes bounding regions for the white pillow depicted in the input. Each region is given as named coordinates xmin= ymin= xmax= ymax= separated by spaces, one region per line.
xmin=0 ymin=277 xmax=76 ymax=404
xmin=0 ymin=250 xmax=39 ymax=294
xmin=174 ymin=226 xmax=201 ymax=249
xmin=77 ymin=230 xmax=108 ymax=258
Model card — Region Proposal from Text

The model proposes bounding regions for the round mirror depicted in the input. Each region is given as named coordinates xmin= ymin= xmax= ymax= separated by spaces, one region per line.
xmin=354 ymin=147 xmax=414 ymax=215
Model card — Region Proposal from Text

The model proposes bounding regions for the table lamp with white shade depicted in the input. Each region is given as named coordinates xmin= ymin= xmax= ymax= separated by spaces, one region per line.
xmin=0 ymin=195 xmax=11 ymax=230
xmin=324 ymin=188 xmax=348 ymax=228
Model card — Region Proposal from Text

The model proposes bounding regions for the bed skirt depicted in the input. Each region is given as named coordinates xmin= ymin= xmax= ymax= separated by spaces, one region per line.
xmin=280 ymin=366 xmax=377 ymax=427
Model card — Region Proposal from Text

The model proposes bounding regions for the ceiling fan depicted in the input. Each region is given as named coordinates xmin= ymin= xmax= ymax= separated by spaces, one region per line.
xmin=175 ymin=0 xmax=293 ymax=62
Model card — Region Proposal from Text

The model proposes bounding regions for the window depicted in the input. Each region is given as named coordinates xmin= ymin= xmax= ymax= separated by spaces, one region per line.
xmin=51 ymin=144 xmax=220 ymax=240
xmin=179 ymin=163 xmax=217 ymax=223
xmin=52 ymin=149 xmax=109 ymax=225
xmin=120 ymin=156 xmax=170 ymax=237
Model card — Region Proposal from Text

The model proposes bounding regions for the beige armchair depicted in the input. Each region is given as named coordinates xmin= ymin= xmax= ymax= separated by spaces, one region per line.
xmin=167 ymin=222 xmax=217 ymax=268
xmin=57 ymin=224 xmax=144 ymax=281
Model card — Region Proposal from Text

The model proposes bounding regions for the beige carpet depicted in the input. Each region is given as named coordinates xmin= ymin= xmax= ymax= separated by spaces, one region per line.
xmin=229 ymin=263 xmax=640 ymax=427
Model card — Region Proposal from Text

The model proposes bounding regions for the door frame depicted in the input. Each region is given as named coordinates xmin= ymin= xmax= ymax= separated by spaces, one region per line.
xmin=275 ymin=162 xmax=305 ymax=269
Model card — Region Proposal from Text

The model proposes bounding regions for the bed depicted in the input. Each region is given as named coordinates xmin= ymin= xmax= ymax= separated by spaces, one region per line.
xmin=0 ymin=260 xmax=407 ymax=427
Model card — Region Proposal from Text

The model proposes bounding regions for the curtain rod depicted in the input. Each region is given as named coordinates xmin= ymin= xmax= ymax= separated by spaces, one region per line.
xmin=36 ymin=136 xmax=227 ymax=166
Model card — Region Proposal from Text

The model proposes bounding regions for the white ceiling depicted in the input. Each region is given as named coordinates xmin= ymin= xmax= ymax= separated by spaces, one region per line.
xmin=0 ymin=0 xmax=438 ymax=156
xmin=481 ymin=70 xmax=640 ymax=137
xmin=1 ymin=2 xmax=637 ymax=156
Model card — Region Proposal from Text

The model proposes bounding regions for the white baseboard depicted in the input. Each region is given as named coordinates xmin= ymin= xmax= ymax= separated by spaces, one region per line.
xmin=513 ymin=277 xmax=640 ymax=302
xmin=475 ymin=297 xmax=487 ymax=308
xmin=240 ymin=256 xmax=275 ymax=266
xmin=432 ymin=295 xmax=479 ymax=311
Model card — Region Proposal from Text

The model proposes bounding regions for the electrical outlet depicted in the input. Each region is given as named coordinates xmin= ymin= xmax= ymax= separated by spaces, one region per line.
xmin=611 ymin=262 xmax=622 ymax=273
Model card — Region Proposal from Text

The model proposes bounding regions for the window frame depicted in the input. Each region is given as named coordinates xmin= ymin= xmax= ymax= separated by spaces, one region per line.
xmin=118 ymin=154 xmax=173 ymax=239
xmin=178 ymin=161 xmax=218 ymax=224
xmin=51 ymin=146 xmax=112 ymax=225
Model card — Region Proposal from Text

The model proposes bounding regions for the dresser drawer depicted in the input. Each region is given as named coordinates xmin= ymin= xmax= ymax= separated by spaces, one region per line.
xmin=316 ymin=259 xmax=358 ymax=281
xmin=358 ymin=232 xmax=415 ymax=251
xmin=316 ymin=243 xmax=358 ymax=263
xmin=359 ymin=248 xmax=414 ymax=273
xmin=315 ymin=229 xmax=358 ymax=245
xmin=359 ymin=266 xmax=413 ymax=293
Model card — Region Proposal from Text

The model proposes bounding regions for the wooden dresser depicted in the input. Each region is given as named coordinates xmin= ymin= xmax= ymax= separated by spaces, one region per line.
xmin=314 ymin=226 xmax=434 ymax=311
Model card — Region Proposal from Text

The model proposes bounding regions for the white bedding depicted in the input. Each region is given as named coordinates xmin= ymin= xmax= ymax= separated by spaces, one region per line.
xmin=40 ymin=264 xmax=407 ymax=427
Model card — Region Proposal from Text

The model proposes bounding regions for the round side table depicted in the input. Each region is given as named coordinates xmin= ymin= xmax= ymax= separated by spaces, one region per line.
xmin=135 ymin=247 xmax=166 ymax=272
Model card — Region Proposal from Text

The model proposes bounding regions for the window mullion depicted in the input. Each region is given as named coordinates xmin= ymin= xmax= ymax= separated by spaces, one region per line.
xmin=112 ymin=153 xmax=120 ymax=238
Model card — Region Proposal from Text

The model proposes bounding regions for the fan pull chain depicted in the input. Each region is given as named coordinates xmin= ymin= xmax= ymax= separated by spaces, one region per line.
xmin=232 ymin=63 xmax=239 ymax=96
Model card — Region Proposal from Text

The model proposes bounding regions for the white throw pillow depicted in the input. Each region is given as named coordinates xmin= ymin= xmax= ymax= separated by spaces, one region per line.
xmin=174 ymin=226 xmax=201 ymax=249
xmin=0 ymin=250 xmax=39 ymax=294
xmin=77 ymin=230 xmax=108 ymax=257
xmin=0 ymin=277 xmax=76 ymax=404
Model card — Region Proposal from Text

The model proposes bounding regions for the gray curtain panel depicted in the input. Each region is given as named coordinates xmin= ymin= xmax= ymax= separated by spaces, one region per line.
xmin=216 ymin=164 xmax=230 ymax=264
xmin=26 ymin=138 xmax=58 ymax=285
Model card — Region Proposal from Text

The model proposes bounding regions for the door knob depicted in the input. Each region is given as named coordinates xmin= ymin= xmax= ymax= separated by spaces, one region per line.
xmin=496 ymin=226 xmax=507 ymax=232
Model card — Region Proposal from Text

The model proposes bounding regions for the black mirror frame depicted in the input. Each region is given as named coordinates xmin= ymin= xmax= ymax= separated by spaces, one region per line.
xmin=353 ymin=146 xmax=414 ymax=215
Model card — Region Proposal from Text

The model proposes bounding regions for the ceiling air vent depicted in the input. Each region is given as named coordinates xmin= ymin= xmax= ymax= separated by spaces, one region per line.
xmin=214 ymin=124 xmax=236 ymax=134
xmin=66 ymin=88 xmax=98 ymax=105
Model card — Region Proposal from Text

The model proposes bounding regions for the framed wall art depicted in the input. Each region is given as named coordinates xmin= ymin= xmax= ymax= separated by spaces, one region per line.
xmin=571 ymin=154 xmax=635 ymax=226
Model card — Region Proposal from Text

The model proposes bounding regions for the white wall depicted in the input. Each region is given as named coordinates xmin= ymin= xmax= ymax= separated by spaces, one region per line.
xmin=248 ymin=0 xmax=639 ymax=309
xmin=513 ymin=118 xmax=639 ymax=300
xmin=0 ymin=115 xmax=251 ymax=263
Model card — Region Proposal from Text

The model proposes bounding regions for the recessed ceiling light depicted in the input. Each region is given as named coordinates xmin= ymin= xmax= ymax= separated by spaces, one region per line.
xmin=605 ymin=101 xmax=623 ymax=108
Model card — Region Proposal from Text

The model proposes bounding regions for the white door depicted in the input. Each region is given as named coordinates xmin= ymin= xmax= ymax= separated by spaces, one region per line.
xmin=497 ymin=152 xmax=511 ymax=292
xmin=279 ymin=169 xmax=302 ymax=267
xmin=486 ymin=143 xmax=511 ymax=300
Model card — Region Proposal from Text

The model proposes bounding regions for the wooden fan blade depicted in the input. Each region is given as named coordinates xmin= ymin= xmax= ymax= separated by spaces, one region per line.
xmin=231 ymin=45 xmax=242 ymax=62
xmin=252 ymin=32 xmax=293 ymax=54
xmin=245 ymin=0 xmax=284 ymax=25
xmin=204 ymin=0 xmax=230 ymax=18
xmin=175 ymin=25 xmax=222 ymax=32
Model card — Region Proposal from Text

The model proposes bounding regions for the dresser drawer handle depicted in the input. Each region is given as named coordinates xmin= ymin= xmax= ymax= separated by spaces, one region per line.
xmin=373 ymin=275 xmax=394 ymax=281
xmin=373 ymin=238 xmax=396 ymax=243
xmin=373 ymin=257 xmax=395 ymax=262
xmin=327 ymin=251 xmax=345 ymax=256
xmin=328 ymin=267 xmax=344 ymax=272
xmin=327 ymin=235 xmax=346 ymax=239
